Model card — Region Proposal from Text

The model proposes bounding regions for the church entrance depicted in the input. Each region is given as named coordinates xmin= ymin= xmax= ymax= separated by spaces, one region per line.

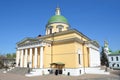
xmin=50 ymin=62 xmax=65 ymax=75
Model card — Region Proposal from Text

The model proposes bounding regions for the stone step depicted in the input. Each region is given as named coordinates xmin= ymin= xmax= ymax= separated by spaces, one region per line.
xmin=7 ymin=67 xmax=29 ymax=75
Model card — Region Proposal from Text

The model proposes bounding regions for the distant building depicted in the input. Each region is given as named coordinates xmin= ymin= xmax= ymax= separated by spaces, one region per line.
xmin=103 ymin=41 xmax=120 ymax=69
xmin=108 ymin=51 xmax=120 ymax=69
xmin=16 ymin=7 xmax=100 ymax=76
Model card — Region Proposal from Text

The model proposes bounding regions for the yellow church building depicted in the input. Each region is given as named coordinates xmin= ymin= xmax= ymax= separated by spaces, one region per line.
xmin=16 ymin=7 xmax=100 ymax=76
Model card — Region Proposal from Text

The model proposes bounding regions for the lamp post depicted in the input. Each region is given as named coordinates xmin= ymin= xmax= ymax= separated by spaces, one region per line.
xmin=27 ymin=62 xmax=31 ymax=73
xmin=105 ymin=61 xmax=108 ymax=72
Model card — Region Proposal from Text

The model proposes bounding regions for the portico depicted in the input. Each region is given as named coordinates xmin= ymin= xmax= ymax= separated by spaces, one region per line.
xmin=16 ymin=39 xmax=46 ymax=69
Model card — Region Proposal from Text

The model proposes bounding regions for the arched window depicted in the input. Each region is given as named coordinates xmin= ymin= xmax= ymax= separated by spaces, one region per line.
xmin=49 ymin=28 xmax=52 ymax=34
xmin=47 ymin=26 xmax=53 ymax=34
xmin=112 ymin=63 xmax=115 ymax=67
xmin=111 ymin=57 xmax=113 ymax=61
xmin=117 ymin=64 xmax=119 ymax=67
xmin=56 ymin=25 xmax=64 ymax=32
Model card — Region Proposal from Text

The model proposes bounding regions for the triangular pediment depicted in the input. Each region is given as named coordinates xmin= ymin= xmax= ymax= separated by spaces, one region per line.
xmin=17 ymin=37 xmax=38 ymax=45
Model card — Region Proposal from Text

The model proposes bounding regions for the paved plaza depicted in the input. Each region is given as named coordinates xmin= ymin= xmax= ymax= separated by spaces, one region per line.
xmin=0 ymin=69 xmax=120 ymax=80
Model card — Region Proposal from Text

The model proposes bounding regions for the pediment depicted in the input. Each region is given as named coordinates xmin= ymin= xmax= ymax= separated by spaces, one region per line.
xmin=17 ymin=37 xmax=38 ymax=45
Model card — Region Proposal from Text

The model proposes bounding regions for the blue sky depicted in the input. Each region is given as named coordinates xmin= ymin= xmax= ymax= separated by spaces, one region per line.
xmin=0 ymin=0 xmax=120 ymax=54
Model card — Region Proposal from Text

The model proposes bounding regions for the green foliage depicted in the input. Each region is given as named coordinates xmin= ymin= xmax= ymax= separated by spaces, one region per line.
xmin=6 ymin=53 xmax=16 ymax=59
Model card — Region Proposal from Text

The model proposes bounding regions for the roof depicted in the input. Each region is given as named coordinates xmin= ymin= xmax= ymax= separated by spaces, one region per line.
xmin=48 ymin=15 xmax=68 ymax=24
xmin=50 ymin=62 xmax=65 ymax=66
xmin=16 ymin=37 xmax=39 ymax=45
xmin=108 ymin=50 xmax=120 ymax=56
xmin=39 ymin=29 xmax=91 ymax=41
xmin=47 ymin=7 xmax=68 ymax=24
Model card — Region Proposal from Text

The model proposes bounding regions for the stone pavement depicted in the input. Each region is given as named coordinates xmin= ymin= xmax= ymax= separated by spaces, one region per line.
xmin=0 ymin=72 xmax=120 ymax=80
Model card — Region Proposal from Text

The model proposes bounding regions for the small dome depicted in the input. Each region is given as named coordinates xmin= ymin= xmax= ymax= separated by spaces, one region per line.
xmin=48 ymin=15 xmax=68 ymax=24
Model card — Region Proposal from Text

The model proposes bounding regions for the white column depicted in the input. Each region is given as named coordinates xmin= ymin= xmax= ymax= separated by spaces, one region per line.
xmin=20 ymin=50 xmax=24 ymax=67
xmin=24 ymin=49 xmax=28 ymax=67
xmin=29 ymin=48 xmax=32 ymax=68
xmin=34 ymin=48 xmax=38 ymax=68
xmin=16 ymin=50 xmax=20 ymax=67
xmin=40 ymin=46 xmax=44 ymax=68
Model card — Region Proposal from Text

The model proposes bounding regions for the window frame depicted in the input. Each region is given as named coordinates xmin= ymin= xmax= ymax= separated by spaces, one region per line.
xmin=116 ymin=56 xmax=119 ymax=61
xmin=56 ymin=25 xmax=64 ymax=32
xmin=111 ymin=57 xmax=113 ymax=61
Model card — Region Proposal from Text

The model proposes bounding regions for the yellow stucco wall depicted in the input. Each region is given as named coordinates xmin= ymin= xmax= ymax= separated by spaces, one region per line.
xmin=52 ymin=42 xmax=77 ymax=68
xmin=43 ymin=31 xmax=90 ymax=68
xmin=44 ymin=44 xmax=52 ymax=68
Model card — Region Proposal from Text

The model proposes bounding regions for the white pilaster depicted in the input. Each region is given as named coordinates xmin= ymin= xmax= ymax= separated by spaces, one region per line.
xmin=24 ymin=49 xmax=28 ymax=67
xmin=16 ymin=50 xmax=20 ymax=67
xmin=20 ymin=50 xmax=24 ymax=67
xmin=29 ymin=48 xmax=32 ymax=68
xmin=34 ymin=48 xmax=38 ymax=68
xmin=40 ymin=47 xmax=44 ymax=68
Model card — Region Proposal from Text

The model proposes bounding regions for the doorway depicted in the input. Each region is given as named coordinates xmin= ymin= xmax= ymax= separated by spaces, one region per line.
xmin=50 ymin=62 xmax=65 ymax=75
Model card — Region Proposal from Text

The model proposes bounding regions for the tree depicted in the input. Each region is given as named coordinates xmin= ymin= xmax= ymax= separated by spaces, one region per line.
xmin=6 ymin=53 xmax=12 ymax=58
xmin=12 ymin=53 xmax=16 ymax=59
xmin=100 ymin=47 xmax=109 ymax=67
xmin=6 ymin=53 xmax=16 ymax=59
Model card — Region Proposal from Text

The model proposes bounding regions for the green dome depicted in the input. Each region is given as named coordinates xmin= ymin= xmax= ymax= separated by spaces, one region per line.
xmin=48 ymin=15 xmax=68 ymax=24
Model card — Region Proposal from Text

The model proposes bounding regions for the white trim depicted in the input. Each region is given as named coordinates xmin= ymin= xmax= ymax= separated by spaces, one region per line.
xmin=17 ymin=43 xmax=46 ymax=50
xmin=87 ymin=44 xmax=99 ymax=51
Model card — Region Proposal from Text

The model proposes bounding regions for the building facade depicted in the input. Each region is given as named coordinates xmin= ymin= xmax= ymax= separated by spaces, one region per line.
xmin=108 ymin=51 xmax=120 ymax=69
xmin=16 ymin=7 xmax=100 ymax=76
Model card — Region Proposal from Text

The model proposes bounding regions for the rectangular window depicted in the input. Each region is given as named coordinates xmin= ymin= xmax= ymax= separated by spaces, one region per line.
xmin=78 ymin=54 xmax=81 ymax=64
xmin=116 ymin=57 xmax=118 ymax=61
xmin=111 ymin=57 xmax=113 ymax=61
xmin=59 ymin=28 xmax=62 ymax=32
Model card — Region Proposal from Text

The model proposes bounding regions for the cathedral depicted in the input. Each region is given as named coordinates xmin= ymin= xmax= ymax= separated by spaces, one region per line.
xmin=16 ymin=7 xmax=100 ymax=76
